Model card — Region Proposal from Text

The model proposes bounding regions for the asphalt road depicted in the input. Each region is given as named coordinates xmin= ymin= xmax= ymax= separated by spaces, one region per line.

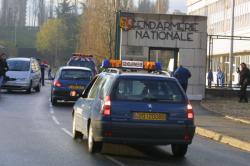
xmin=0 ymin=85 xmax=249 ymax=166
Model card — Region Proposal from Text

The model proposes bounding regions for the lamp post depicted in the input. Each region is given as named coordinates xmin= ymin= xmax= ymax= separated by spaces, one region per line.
xmin=229 ymin=0 xmax=235 ymax=87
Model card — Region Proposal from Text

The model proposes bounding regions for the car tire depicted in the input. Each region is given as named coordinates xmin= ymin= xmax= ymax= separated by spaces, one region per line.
xmin=51 ymin=97 xmax=57 ymax=106
xmin=34 ymin=83 xmax=41 ymax=92
xmin=171 ymin=144 xmax=188 ymax=157
xmin=72 ymin=115 xmax=83 ymax=140
xmin=88 ymin=123 xmax=102 ymax=153
xmin=26 ymin=81 xmax=32 ymax=94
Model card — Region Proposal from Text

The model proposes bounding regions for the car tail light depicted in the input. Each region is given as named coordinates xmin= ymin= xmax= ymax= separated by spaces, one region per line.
xmin=102 ymin=96 xmax=111 ymax=116
xmin=187 ymin=103 xmax=194 ymax=120
xmin=54 ymin=81 xmax=61 ymax=87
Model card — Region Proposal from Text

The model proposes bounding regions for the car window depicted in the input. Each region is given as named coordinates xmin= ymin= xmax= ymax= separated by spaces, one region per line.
xmin=97 ymin=76 xmax=113 ymax=99
xmin=113 ymin=78 xmax=185 ymax=102
xmin=88 ymin=77 xmax=104 ymax=98
xmin=68 ymin=58 xmax=95 ymax=71
xmin=60 ymin=69 xmax=92 ymax=80
xmin=7 ymin=60 xmax=30 ymax=71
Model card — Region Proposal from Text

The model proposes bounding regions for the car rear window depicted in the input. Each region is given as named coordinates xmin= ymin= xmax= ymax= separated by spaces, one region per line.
xmin=68 ymin=58 xmax=95 ymax=71
xmin=60 ymin=69 xmax=92 ymax=80
xmin=7 ymin=60 xmax=30 ymax=71
xmin=113 ymin=78 xmax=185 ymax=102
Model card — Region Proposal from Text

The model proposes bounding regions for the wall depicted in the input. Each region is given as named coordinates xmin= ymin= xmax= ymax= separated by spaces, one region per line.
xmin=120 ymin=12 xmax=207 ymax=100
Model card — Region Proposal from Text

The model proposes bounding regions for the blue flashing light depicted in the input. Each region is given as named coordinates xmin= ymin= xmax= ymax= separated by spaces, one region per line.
xmin=102 ymin=59 xmax=110 ymax=68
xmin=155 ymin=62 xmax=162 ymax=71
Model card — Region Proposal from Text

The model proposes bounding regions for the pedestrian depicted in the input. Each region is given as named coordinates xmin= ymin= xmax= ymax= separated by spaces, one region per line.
xmin=238 ymin=62 xmax=250 ymax=103
xmin=39 ymin=60 xmax=46 ymax=86
xmin=0 ymin=53 xmax=8 ymax=93
xmin=174 ymin=65 xmax=191 ymax=92
xmin=207 ymin=69 xmax=213 ymax=88
xmin=48 ymin=66 xmax=52 ymax=80
xmin=216 ymin=67 xmax=222 ymax=87
xmin=220 ymin=70 xmax=225 ymax=87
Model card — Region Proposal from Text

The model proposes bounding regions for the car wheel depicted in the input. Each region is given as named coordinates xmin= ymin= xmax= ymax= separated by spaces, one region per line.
xmin=72 ymin=115 xmax=83 ymax=140
xmin=51 ymin=97 xmax=57 ymax=106
xmin=88 ymin=123 xmax=102 ymax=153
xmin=171 ymin=144 xmax=188 ymax=157
xmin=26 ymin=81 xmax=32 ymax=94
xmin=34 ymin=83 xmax=41 ymax=92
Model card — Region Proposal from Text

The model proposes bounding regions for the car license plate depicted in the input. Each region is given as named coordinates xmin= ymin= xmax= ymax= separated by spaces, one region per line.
xmin=133 ymin=112 xmax=167 ymax=121
xmin=69 ymin=85 xmax=84 ymax=90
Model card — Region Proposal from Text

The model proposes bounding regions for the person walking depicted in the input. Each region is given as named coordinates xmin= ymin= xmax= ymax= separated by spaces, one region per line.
xmin=238 ymin=62 xmax=250 ymax=103
xmin=174 ymin=65 xmax=191 ymax=92
xmin=207 ymin=69 xmax=213 ymax=88
xmin=0 ymin=53 xmax=8 ymax=92
xmin=216 ymin=67 xmax=222 ymax=87
xmin=39 ymin=60 xmax=46 ymax=86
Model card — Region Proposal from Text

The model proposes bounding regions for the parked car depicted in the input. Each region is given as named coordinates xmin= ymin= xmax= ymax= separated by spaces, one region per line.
xmin=67 ymin=53 xmax=98 ymax=76
xmin=51 ymin=66 xmax=93 ymax=105
xmin=72 ymin=60 xmax=195 ymax=157
xmin=3 ymin=57 xmax=41 ymax=93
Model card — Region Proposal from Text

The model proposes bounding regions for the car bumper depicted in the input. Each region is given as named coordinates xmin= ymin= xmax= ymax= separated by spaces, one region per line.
xmin=52 ymin=89 xmax=83 ymax=101
xmin=92 ymin=121 xmax=196 ymax=145
xmin=2 ymin=81 xmax=30 ymax=90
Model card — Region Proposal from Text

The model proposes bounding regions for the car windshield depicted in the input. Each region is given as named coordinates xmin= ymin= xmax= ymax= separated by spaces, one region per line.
xmin=60 ymin=69 xmax=92 ymax=80
xmin=7 ymin=60 xmax=30 ymax=71
xmin=68 ymin=59 xmax=95 ymax=71
xmin=113 ymin=78 xmax=185 ymax=102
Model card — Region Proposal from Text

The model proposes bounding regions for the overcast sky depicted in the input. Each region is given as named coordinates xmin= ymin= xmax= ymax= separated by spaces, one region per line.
xmin=169 ymin=0 xmax=187 ymax=13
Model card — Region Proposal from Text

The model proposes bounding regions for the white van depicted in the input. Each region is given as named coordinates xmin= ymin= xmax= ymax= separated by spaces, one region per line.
xmin=3 ymin=57 xmax=41 ymax=93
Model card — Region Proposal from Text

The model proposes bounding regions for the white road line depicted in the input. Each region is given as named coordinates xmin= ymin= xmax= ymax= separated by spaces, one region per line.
xmin=61 ymin=128 xmax=73 ymax=137
xmin=105 ymin=155 xmax=127 ymax=166
xmin=52 ymin=115 xmax=60 ymax=125
xmin=49 ymin=103 xmax=53 ymax=108
xmin=49 ymin=108 xmax=54 ymax=114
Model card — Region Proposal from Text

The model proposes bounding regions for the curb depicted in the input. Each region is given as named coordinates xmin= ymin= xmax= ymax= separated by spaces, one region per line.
xmin=200 ymin=102 xmax=250 ymax=125
xmin=196 ymin=127 xmax=250 ymax=152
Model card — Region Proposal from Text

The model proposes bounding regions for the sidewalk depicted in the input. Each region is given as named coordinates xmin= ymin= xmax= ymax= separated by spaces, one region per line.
xmin=191 ymin=101 xmax=250 ymax=152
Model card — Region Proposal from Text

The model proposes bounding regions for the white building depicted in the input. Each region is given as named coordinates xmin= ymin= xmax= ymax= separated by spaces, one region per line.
xmin=187 ymin=0 xmax=250 ymax=85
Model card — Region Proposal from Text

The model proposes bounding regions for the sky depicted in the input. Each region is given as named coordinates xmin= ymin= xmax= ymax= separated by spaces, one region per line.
xmin=168 ymin=0 xmax=187 ymax=13
xmin=134 ymin=0 xmax=187 ymax=13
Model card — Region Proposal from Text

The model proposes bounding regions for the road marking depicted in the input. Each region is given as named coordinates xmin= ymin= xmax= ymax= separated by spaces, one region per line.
xmin=61 ymin=128 xmax=73 ymax=137
xmin=105 ymin=155 xmax=127 ymax=166
xmin=52 ymin=115 xmax=60 ymax=125
xmin=225 ymin=115 xmax=250 ymax=125
xmin=49 ymin=108 xmax=54 ymax=114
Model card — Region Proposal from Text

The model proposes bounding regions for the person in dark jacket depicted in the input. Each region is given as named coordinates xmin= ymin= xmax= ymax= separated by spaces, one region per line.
xmin=174 ymin=65 xmax=191 ymax=92
xmin=0 ymin=53 xmax=8 ymax=91
xmin=207 ymin=69 xmax=213 ymax=88
xmin=239 ymin=62 xmax=250 ymax=103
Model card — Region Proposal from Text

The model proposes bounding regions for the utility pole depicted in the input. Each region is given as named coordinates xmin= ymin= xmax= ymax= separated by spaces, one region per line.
xmin=229 ymin=0 xmax=235 ymax=87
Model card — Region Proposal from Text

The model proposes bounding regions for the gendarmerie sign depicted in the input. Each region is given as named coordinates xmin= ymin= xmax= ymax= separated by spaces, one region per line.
xmin=120 ymin=13 xmax=200 ymax=43
xmin=134 ymin=21 xmax=198 ymax=41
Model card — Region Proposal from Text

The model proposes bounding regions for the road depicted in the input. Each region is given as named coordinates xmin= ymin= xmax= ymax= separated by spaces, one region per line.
xmin=0 ymin=84 xmax=249 ymax=166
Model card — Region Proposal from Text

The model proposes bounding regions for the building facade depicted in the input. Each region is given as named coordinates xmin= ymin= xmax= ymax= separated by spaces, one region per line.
xmin=120 ymin=12 xmax=207 ymax=100
xmin=187 ymin=0 xmax=250 ymax=85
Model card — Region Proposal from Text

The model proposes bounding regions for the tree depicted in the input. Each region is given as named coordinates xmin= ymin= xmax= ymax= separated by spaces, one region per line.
xmin=79 ymin=0 xmax=117 ymax=63
xmin=36 ymin=19 xmax=67 ymax=66
xmin=137 ymin=0 xmax=154 ymax=13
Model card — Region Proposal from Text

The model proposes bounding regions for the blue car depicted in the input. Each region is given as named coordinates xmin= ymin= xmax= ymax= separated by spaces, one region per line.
xmin=72 ymin=60 xmax=195 ymax=157
xmin=51 ymin=66 xmax=93 ymax=105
